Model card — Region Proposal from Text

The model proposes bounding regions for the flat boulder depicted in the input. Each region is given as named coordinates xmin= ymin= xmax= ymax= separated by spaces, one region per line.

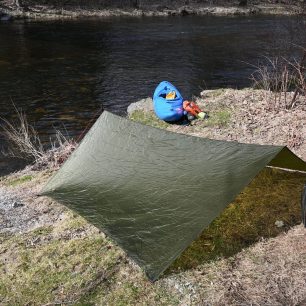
xmin=0 ymin=13 xmax=13 ymax=21
xmin=127 ymin=97 xmax=153 ymax=115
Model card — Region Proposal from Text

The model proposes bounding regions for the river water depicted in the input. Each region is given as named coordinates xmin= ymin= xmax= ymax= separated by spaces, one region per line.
xmin=0 ymin=15 xmax=305 ymax=173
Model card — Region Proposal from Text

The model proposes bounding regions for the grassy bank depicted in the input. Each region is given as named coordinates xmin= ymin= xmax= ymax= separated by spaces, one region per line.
xmin=131 ymin=89 xmax=306 ymax=275
xmin=1 ymin=154 xmax=305 ymax=305
xmin=0 ymin=214 xmax=178 ymax=305
xmin=1 ymin=88 xmax=306 ymax=305
xmin=0 ymin=171 xmax=178 ymax=305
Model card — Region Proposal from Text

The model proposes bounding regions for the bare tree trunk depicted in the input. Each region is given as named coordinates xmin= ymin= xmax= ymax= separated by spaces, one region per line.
xmin=290 ymin=50 xmax=306 ymax=109
xmin=14 ymin=0 xmax=20 ymax=10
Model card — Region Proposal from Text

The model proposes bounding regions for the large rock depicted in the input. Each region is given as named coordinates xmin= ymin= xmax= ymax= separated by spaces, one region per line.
xmin=0 ymin=13 xmax=13 ymax=21
xmin=127 ymin=97 xmax=153 ymax=115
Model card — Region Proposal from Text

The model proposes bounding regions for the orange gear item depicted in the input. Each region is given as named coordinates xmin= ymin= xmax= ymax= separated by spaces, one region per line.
xmin=183 ymin=100 xmax=204 ymax=118
xmin=166 ymin=91 xmax=176 ymax=100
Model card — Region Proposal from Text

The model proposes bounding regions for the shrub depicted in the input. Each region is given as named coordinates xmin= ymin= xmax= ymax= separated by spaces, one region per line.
xmin=0 ymin=104 xmax=76 ymax=169
xmin=249 ymin=48 xmax=306 ymax=110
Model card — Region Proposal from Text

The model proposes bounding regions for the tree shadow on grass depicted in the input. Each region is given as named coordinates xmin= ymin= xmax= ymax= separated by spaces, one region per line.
xmin=165 ymin=167 xmax=306 ymax=275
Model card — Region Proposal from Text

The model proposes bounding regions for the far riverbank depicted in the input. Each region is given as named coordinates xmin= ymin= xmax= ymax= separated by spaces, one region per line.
xmin=1 ymin=1 xmax=305 ymax=20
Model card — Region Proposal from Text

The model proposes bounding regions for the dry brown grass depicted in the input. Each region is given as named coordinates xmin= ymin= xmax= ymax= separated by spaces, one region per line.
xmin=0 ymin=105 xmax=76 ymax=170
xmin=0 ymin=105 xmax=44 ymax=162
xmin=164 ymin=224 xmax=306 ymax=305
xmin=187 ymin=88 xmax=306 ymax=161
xmin=249 ymin=49 xmax=306 ymax=110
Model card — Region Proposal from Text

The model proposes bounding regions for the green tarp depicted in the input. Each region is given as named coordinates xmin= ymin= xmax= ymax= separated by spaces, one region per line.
xmin=41 ymin=111 xmax=306 ymax=281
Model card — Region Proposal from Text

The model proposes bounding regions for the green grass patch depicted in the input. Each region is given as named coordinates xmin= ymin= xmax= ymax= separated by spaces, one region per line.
xmin=204 ymin=108 xmax=231 ymax=127
xmin=0 ymin=213 xmax=178 ymax=305
xmin=53 ymin=211 xmax=89 ymax=234
xmin=0 ymin=223 xmax=122 ymax=305
xmin=30 ymin=226 xmax=53 ymax=237
xmin=129 ymin=106 xmax=231 ymax=129
xmin=129 ymin=110 xmax=170 ymax=129
xmin=7 ymin=175 xmax=33 ymax=186
xmin=167 ymin=168 xmax=306 ymax=274
xmin=80 ymin=274 xmax=179 ymax=306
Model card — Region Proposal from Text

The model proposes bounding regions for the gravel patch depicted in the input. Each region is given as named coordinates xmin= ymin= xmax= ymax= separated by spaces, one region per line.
xmin=0 ymin=184 xmax=65 ymax=234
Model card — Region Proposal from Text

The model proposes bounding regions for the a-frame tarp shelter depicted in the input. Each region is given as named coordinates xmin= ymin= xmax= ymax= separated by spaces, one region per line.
xmin=41 ymin=111 xmax=306 ymax=281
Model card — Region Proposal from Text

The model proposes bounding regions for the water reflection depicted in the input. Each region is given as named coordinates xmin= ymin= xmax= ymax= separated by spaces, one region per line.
xmin=0 ymin=15 xmax=305 ymax=174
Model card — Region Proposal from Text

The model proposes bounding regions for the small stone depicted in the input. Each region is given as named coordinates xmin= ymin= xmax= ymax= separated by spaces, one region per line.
xmin=0 ymin=13 xmax=13 ymax=21
xmin=11 ymin=201 xmax=24 ymax=208
xmin=275 ymin=220 xmax=284 ymax=228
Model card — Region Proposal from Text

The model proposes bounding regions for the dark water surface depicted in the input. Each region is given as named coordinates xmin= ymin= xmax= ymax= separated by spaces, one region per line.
xmin=0 ymin=15 xmax=305 ymax=173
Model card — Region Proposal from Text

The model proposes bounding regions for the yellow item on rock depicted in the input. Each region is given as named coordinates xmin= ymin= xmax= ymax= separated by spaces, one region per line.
xmin=198 ymin=112 xmax=206 ymax=119
xmin=166 ymin=91 xmax=176 ymax=100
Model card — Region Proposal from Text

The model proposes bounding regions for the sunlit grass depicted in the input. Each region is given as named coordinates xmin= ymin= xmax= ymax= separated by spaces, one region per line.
xmin=0 ymin=213 xmax=178 ymax=305
xmin=129 ymin=108 xmax=231 ymax=129
xmin=203 ymin=108 xmax=231 ymax=127
xmin=0 ymin=221 xmax=121 ymax=305
xmin=129 ymin=110 xmax=170 ymax=129
xmin=6 ymin=175 xmax=33 ymax=186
